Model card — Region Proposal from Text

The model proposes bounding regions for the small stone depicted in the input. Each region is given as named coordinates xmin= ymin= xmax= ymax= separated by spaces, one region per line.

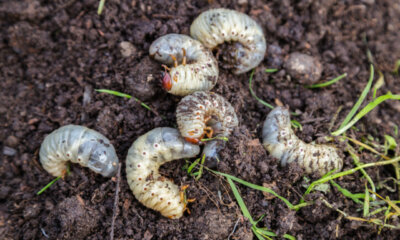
xmin=119 ymin=41 xmax=136 ymax=57
xmin=284 ymin=52 xmax=323 ymax=85
xmin=3 ymin=146 xmax=17 ymax=156
xmin=5 ymin=135 xmax=19 ymax=147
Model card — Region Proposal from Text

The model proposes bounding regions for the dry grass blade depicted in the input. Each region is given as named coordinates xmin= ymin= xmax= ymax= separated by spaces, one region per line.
xmin=369 ymin=190 xmax=400 ymax=216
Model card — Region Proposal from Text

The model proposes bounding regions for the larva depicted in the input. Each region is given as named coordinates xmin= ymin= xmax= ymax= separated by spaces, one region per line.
xmin=125 ymin=127 xmax=200 ymax=219
xmin=176 ymin=91 xmax=238 ymax=162
xmin=262 ymin=107 xmax=343 ymax=176
xmin=149 ymin=33 xmax=219 ymax=96
xmin=190 ymin=8 xmax=267 ymax=74
xmin=39 ymin=125 xmax=119 ymax=177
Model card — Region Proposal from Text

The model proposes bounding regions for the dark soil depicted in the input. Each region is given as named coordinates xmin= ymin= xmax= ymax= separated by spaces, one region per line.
xmin=1 ymin=0 xmax=400 ymax=239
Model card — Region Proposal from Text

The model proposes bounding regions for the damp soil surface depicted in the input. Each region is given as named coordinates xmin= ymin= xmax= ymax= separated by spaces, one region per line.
xmin=1 ymin=0 xmax=400 ymax=239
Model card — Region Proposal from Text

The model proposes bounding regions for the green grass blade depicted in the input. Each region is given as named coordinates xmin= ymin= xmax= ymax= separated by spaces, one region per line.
xmin=363 ymin=184 xmax=370 ymax=217
xmin=212 ymin=170 xmax=296 ymax=210
xmin=301 ymin=169 xmax=335 ymax=201
xmin=372 ymin=70 xmax=384 ymax=99
xmin=96 ymin=89 xmax=132 ymax=98
xmin=283 ymin=234 xmax=296 ymax=240
xmin=253 ymin=226 xmax=270 ymax=240
xmin=249 ymin=70 xmax=274 ymax=110
xmin=332 ymin=92 xmax=400 ymax=136
xmin=187 ymin=158 xmax=200 ymax=174
xmin=352 ymin=193 xmax=368 ymax=199
xmin=300 ymin=156 xmax=400 ymax=202
xmin=200 ymin=136 xmax=229 ymax=142
xmin=393 ymin=59 xmax=400 ymax=74
xmin=306 ymin=73 xmax=347 ymax=89
xmin=265 ymin=68 xmax=278 ymax=73
xmin=291 ymin=120 xmax=303 ymax=130
xmin=255 ymin=228 xmax=277 ymax=237
xmin=368 ymin=207 xmax=388 ymax=216
xmin=195 ymin=154 xmax=206 ymax=180
xmin=249 ymin=70 xmax=299 ymax=116
xmin=96 ymin=89 xmax=156 ymax=113
xmin=37 ymin=165 xmax=70 ymax=195
xmin=226 ymin=178 xmax=255 ymax=224
xmin=97 ymin=0 xmax=106 ymax=15
xmin=227 ymin=178 xmax=273 ymax=240
xmin=37 ymin=176 xmax=62 ymax=195
xmin=335 ymin=64 xmax=374 ymax=133
xmin=384 ymin=135 xmax=397 ymax=152
xmin=330 ymin=180 xmax=363 ymax=204
xmin=347 ymin=144 xmax=376 ymax=195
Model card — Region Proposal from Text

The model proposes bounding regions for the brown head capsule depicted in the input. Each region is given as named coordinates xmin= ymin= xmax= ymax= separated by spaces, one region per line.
xmin=149 ymin=34 xmax=219 ymax=96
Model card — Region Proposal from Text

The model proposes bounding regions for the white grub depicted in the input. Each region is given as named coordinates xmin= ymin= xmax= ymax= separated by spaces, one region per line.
xmin=176 ymin=91 xmax=238 ymax=162
xmin=190 ymin=8 xmax=266 ymax=74
xmin=149 ymin=34 xmax=219 ymax=96
xmin=39 ymin=125 xmax=119 ymax=177
xmin=125 ymin=127 xmax=200 ymax=219
xmin=262 ymin=107 xmax=343 ymax=176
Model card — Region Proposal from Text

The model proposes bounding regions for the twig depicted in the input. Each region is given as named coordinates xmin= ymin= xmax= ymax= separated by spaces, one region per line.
xmin=228 ymin=217 xmax=241 ymax=240
xmin=110 ymin=163 xmax=121 ymax=240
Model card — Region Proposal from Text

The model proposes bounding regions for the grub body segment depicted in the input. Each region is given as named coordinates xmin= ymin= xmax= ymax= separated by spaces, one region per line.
xmin=39 ymin=125 xmax=119 ymax=177
xmin=176 ymin=91 xmax=238 ymax=161
xmin=190 ymin=8 xmax=266 ymax=74
xmin=262 ymin=107 xmax=343 ymax=176
xmin=126 ymin=127 xmax=200 ymax=219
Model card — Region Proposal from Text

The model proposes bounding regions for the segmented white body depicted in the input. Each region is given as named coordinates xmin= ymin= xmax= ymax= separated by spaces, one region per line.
xmin=176 ymin=91 xmax=238 ymax=141
xmin=190 ymin=8 xmax=266 ymax=74
xmin=126 ymin=127 xmax=200 ymax=219
xmin=262 ymin=107 xmax=343 ymax=176
xmin=39 ymin=125 xmax=119 ymax=177
xmin=149 ymin=34 xmax=219 ymax=96
xmin=176 ymin=91 xmax=238 ymax=162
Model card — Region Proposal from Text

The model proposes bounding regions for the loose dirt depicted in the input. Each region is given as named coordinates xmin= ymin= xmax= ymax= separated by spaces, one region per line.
xmin=1 ymin=0 xmax=399 ymax=239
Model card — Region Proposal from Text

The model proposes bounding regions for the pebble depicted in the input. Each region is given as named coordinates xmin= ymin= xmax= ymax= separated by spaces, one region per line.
xmin=284 ymin=52 xmax=323 ymax=85
xmin=119 ymin=41 xmax=136 ymax=57
xmin=5 ymin=135 xmax=19 ymax=147
xmin=3 ymin=146 xmax=17 ymax=156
